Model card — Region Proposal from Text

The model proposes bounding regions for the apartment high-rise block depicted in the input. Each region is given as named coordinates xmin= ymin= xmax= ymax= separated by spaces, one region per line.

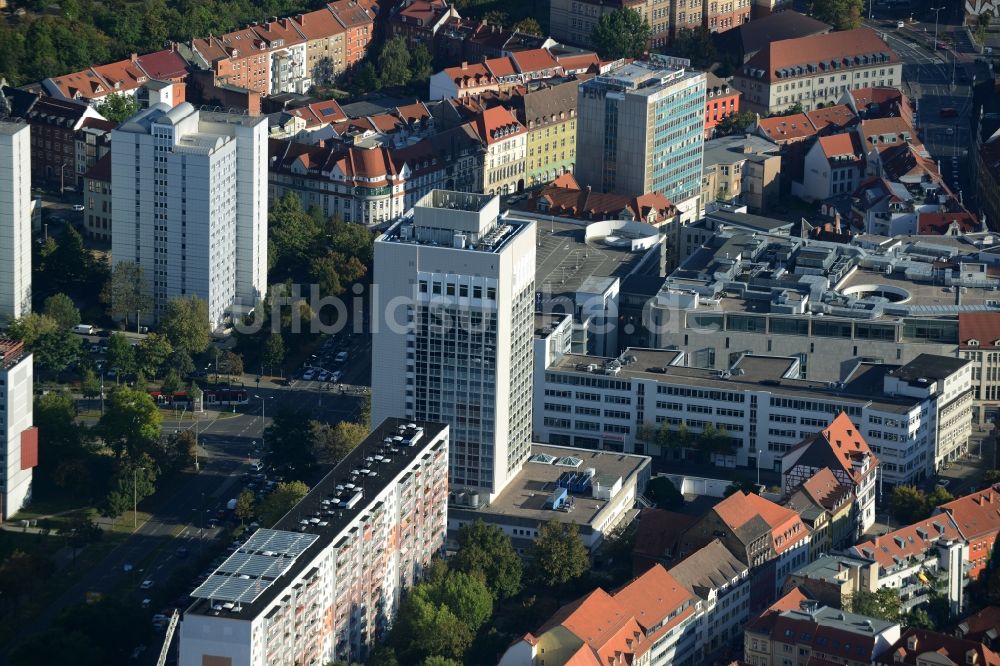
xmin=0 ymin=121 xmax=32 ymax=322
xmin=0 ymin=339 xmax=36 ymax=520
xmin=111 ymin=102 xmax=267 ymax=328
xmin=179 ymin=420 xmax=449 ymax=666
xmin=372 ymin=191 xmax=536 ymax=499
xmin=575 ymin=57 xmax=706 ymax=219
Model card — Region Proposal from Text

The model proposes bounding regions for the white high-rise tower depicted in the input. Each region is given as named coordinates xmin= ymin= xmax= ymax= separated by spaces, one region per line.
xmin=0 ymin=121 xmax=32 ymax=322
xmin=372 ymin=191 xmax=536 ymax=499
xmin=111 ymin=103 xmax=267 ymax=328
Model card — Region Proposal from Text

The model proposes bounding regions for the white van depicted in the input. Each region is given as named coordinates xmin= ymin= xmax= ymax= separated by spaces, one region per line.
xmin=73 ymin=324 xmax=96 ymax=335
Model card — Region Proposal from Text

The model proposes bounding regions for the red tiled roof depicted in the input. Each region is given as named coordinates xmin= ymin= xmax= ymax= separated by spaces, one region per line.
xmin=253 ymin=18 xmax=306 ymax=46
xmin=714 ymin=491 xmax=808 ymax=554
xmin=875 ymin=628 xmax=1000 ymax=666
xmin=916 ymin=211 xmax=979 ymax=236
xmin=218 ymin=27 xmax=269 ymax=55
xmin=294 ymin=6 xmax=347 ymax=40
xmin=800 ymin=468 xmax=851 ymax=511
xmin=633 ymin=508 xmax=698 ymax=563
xmin=485 ymin=56 xmax=518 ymax=79
xmin=958 ymin=312 xmax=1000 ymax=350
xmin=529 ymin=178 xmax=676 ymax=222
xmin=937 ymin=483 xmax=1000 ymax=541
xmin=817 ymin=133 xmax=863 ymax=162
xmin=851 ymin=513 xmax=962 ymax=569
xmin=137 ymin=49 xmax=189 ymax=81
xmin=327 ymin=0 xmax=375 ymax=29
xmin=557 ymin=52 xmax=601 ymax=73
xmin=472 ymin=105 xmax=525 ymax=145
xmin=957 ymin=606 xmax=1000 ymax=642
xmin=805 ymin=104 xmax=858 ymax=132
xmin=93 ymin=58 xmax=149 ymax=92
xmin=396 ymin=0 xmax=450 ymax=24
xmin=757 ymin=113 xmax=819 ymax=142
xmin=511 ymin=48 xmax=561 ymax=75
xmin=744 ymin=28 xmax=898 ymax=83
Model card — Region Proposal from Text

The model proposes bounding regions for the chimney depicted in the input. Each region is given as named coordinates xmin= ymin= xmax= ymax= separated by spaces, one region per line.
xmin=130 ymin=53 xmax=139 ymax=62
xmin=279 ymin=17 xmax=289 ymax=28
xmin=461 ymin=61 xmax=468 ymax=70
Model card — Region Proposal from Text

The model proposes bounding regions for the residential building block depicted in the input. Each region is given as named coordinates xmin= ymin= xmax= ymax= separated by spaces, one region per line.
xmin=0 ymin=339 xmax=35 ymax=520
xmin=111 ymin=103 xmax=267 ymax=328
xmin=0 ymin=122 xmax=32 ymax=322
xmin=178 ymin=420 xmax=449 ymax=665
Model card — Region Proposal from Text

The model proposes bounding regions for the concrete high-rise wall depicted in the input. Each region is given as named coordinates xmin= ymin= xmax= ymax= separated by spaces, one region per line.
xmin=0 ymin=122 xmax=32 ymax=322
xmin=372 ymin=191 xmax=536 ymax=498
xmin=111 ymin=103 xmax=267 ymax=328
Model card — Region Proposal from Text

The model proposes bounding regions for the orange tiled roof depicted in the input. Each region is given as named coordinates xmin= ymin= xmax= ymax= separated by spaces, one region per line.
xmin=294 ymin=7 xmax=347 ymax=39
xmin=253 ymin=18 xmax=306 ymax=47
xmin=744 ymin=28 xmax=898 ymax=83
xmin=958 ymin=312 xmax=1000 ymax=350
xmin=916 ymin=211 xmax=979 ymax=236
xmin=852 ymin=513 xmax=963 ymax=569
xmin=937 ymin=484 xmax=1000 ymax=541
xmin=511 ymin=48 xmax=561 ymax=75
xmin=817 ymin=133 xmax=863 ymax=162
xmin=714 ymin=491 xmax=807 ymax=554
xmin=800 ymin=467 xmax=851 ymax=511
xmin=473 ymin=105 xmax=525 ymax=145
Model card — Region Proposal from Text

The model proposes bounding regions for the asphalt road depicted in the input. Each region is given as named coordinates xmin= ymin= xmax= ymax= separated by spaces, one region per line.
xmin=8 ymin=334 xmax=372 ymax=660
xmin=865 ymin=20 xmax=978 ymax=199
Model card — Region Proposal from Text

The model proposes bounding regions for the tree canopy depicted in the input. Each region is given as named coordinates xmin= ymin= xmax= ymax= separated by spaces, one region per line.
xmin=451 ymin=520 xmax=523 ymax=599
xmin=258 ymin=480 xmax=310 ymax=527
xmin=43 ymin=293 xmax=81 ymax=329
xmin=160 ymin=295 xmax=210 ymax=355
xmin=645 ymin=476 xmax=684 ymax=509
xmin=95 ymin=91 xmax=139 ymax=122
xmin=528 ymin=521 xmax=589 ymax=588
xmin=103 ymin=261 xmax=152 ymax=326
xmin=99 ymin=385 xmax=162 ymax=460
xmin=809 ymin=0 xmax=863 ymax=30
xmin=592 ymin=8 xmax=650 ymax=60
xmin=848 ymin=587 xmax=901 ymax=622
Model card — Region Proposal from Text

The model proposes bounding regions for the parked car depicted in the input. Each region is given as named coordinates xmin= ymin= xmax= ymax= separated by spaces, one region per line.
xmin=140 ymin=579 xmax=155 ymax=589
xmin=335 ymin=351 xmax=348 ymax=363
xmin=936 ymin=478 xmax=951 ymax=489
xmin=896 ymin=19 xmax=905 ymax=28
xmin=318 ymin=371 xmax=330 ymax=382
xmin=302 ymin=369 xmax=316 ymax=381
xmin=73 ymin=324 xmax=96 ymax=335
xmin=72 ymin=204 xmax=85 ymax=212
xmin=939 ymin=107 xmax=958 ymax=118
xmin=331 ymin=370 xmax=343 ymax=382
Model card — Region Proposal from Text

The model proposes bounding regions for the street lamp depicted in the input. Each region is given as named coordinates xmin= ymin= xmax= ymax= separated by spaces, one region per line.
xmin=253 ymin=394 xmax=273 ymax=458
xmin=133 ymin=466 xmax=146 ymax=530
xmin=931 ymin=6 xmax=944 ymax=50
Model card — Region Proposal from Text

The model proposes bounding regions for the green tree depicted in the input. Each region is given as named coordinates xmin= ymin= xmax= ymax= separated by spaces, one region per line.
xmin=351 ymin=61 xmax=379 ymax=96
xmin=310 ymin=420 xmax=368 ymax=465
xmin=96 ymin=91 xmax=139 ymax=122
xmin=168 ymin=349 xmax=195 ymax=377
xmin=420 ymin=657 xmax=462 ymax=666
xmin=0 ymin=550 xmax=54 ymax=612
xmin=81 ymin=367 xmax=102 ymax=399
xmin=513 ymin=17 xmax=543 ymax=35
xmin=235 ymin=489 xmax=256 ymax=525
xmin=106 ymin=332 xmax=136 ymax=375
xmin=410 ymin=43 xmax=433 ymax=82
xmin=263 ymin=332 xmax=285 ymax=375
xmin=808 ymin=0 xmax=863 ymax=30
xmin=258 ymin=480 xmax=310 ymax=526
xmin=890 ymin=485 xmax=929 ymax=524
xmin=848 ymin=587 xmax=901 ymax=622
xmin=5 ymin=312 xmax=59 ymax=347
xmin=592 ymin=8 xmax=650 ymax=60
xmin=724 ymin=480 xmax=760 ymax=496
xmin=99 ymin=386 xmax=162 ymax=459
xmin=31 ymin=327 xmax=82 ymax=374
xmin=715 ymin=110 xmax=758 ymax=137
xmin=670 ymin=27 xmax=717 ymax=68
xmin=264 ymin=409 xmax=317 ymax=478
xmin=528 ymin=521 xmax=589 ymax=588
xmin=925 ymin=485 xmax=954 ymax=510
xmin=420 ymin=564 xmax=493 ymax=632
xmin=391 ymin=591 xmax=473 ymax=664
xmin=48 ymin=225 xmax=89 ymax=290
xmin=378 ymin=37 xmax=412 ymax=88
xmin=645 ymin=476 xmax=684 ymax=509
xmin=58 ymin=514 xmax=102 ymax=564
xmin=983 ymin=469 xmax=1000 ymax=486
xmin=218 ymin=350 xmax=244 ymax=378
xmin=43 ymin=292 xmax=81 ymax=329
xmin=160 ymin=368 xmax=182 ymax=395
xmin=170 ymin=429 xmax=197 ymax=470
xmin=103 ymin=261 xmax=152 ymax=327
xmin=160 ymin=295 xmax=210 ymax=355
xmin=904 ymin=607 xmax=936 ymax=630
xmin=136 ymin=332 xmax=173 ymax=378
xmin=102 ymin=454 xmax=159 ymax=519
xmin=452 ymin=519 xmax=523 ymax=599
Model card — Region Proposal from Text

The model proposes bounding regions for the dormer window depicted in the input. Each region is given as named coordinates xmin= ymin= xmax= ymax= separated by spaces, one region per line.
xmin=969 ymin=339 xmax=980 ymax=347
